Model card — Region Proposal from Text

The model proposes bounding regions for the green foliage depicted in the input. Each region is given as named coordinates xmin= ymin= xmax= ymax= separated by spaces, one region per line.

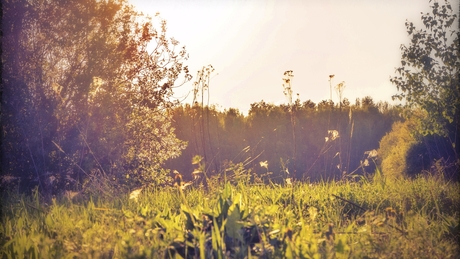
xmin=123 ymin=109 xmax=186 ymax=185
xmin=391 ymin=0 xmax=459 ymax=147
xmin=379 ymin=119 xmax=419 ymax=178
xmin=380 ymin=111 xmax=459 ymax=180
xmin=2 ymin=0 xmax=190 ymax=195
xmin=388 ymin=0 xmax=459 ymax=179
xmin=1 ymin=173 xmax=459 ymax=258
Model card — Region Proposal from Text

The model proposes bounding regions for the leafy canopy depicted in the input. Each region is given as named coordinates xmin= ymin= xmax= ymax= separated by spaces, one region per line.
xmin=391 ymin=0 xmax=459 ymax=141
xmin=2 ymin=0 xmax=191 ymax=193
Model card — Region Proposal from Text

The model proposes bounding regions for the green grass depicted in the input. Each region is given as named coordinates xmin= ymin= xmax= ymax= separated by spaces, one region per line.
xmin=1 ymin=174 xmax=459 ymax=258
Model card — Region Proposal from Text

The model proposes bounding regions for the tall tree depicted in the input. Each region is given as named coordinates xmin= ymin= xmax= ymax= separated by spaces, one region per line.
xmin=2 ymin=0 xmax=191 ymax=194
xmin=391 ymin=0 xmax=459 ymax=157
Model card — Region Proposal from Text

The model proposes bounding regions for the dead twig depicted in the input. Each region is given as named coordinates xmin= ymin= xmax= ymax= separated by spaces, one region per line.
xmin=331 ymin=194 xmax=367 ymax=212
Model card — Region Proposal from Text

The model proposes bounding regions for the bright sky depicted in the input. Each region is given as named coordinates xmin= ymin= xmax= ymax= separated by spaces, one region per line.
xmin=129 ymin=0 xmax=459 ymax=114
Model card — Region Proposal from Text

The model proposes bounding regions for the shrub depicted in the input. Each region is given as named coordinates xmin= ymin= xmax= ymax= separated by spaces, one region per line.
xmin=379 ymin=119 xmax=419 ymax=178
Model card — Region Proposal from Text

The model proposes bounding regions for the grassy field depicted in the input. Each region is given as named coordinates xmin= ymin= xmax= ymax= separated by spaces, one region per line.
xmin=1 ymin=172 xmax=459 ymax=258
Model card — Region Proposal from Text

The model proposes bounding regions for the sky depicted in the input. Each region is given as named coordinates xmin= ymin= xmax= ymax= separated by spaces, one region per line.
xmin=129 ymin=0 xmax=459 ymax=114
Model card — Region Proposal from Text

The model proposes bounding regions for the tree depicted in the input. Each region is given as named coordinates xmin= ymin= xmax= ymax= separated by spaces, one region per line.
xmin=2 ymin=0 xmax=191 ymax=194
xmin=391 ymin=0 xmax=459 ymax=156
xmin=302 ymin=100 xmax=316 ymax=111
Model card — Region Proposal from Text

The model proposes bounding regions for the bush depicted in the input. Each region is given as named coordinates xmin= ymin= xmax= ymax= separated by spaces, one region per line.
xmin=379 ymin=119 xmax=419 ymax=178
xmin=379 ymin=117 xmax=459 ymax=180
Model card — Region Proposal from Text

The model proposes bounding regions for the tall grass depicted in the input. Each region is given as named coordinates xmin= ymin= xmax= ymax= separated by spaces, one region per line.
xmin=1 ymin=173 xmax=459 ymax=258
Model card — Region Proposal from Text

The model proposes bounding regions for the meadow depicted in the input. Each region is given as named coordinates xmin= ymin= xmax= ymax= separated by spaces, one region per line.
xmin=1 ymin=171 xmax=459 ymax=258
xmin=2 ymin=0 xmax=459 ymax=258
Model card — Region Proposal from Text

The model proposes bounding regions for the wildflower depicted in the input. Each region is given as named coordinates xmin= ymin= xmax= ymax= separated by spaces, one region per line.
xmin=173 ymin=170 xmax=193 ymax=190
xmin=325 ymin=130 xmax=339 ymax=142
xmin=129 ymin=188 xmax=143 ymax=202
xmin=364 ymin=149 xmax=378 ymax=158
xmin=259 ymin=160 xmax=268 ymax=169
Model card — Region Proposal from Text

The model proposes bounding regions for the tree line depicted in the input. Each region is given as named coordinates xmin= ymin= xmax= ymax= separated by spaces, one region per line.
xmin=167 ymin=97 xmax=401 ymax=182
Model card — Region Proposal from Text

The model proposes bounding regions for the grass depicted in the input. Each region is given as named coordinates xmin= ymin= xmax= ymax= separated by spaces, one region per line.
xmin=1 ymin=173 xmax=459 ymax=258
